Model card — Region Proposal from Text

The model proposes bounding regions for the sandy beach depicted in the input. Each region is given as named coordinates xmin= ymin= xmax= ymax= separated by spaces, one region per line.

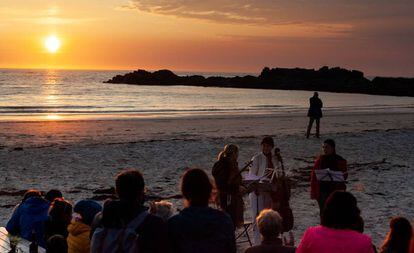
xmin=0 ymin=111 xmax=413 ymax=248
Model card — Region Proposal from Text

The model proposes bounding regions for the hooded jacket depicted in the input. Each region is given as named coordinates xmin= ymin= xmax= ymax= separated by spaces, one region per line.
xmin=67 ymin=220 xmax=91 ymax=253
xmin=6 ymin=197 xmax=50 ymax=247
xmin=168 ymin=206 xmax=236 ymax=253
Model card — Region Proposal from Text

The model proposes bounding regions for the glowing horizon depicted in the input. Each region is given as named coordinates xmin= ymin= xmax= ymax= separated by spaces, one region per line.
xmin=1 ymin=1 xmax=413 ymax=77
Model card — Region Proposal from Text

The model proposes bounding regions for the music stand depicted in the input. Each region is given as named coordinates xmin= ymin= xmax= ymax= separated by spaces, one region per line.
xmin=315 ymin=169 xmax=345 ymax=182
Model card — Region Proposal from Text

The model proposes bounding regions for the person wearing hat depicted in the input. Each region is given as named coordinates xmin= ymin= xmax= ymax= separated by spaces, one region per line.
xmin=67 ymin=200 xmax=102 ymax=253
xmin=248 ymin=136 xmax=279 ymax=245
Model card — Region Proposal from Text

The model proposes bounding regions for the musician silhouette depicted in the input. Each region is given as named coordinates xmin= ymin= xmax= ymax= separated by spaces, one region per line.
xmin=212 ymin=144 xmax=245 ymax=229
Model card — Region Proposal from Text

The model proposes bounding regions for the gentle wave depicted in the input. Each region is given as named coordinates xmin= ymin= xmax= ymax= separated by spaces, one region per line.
xmin=1 ymin=69 xmax=414 ymax=120
xmin=1 ymin=105 xmax=413 ymax=115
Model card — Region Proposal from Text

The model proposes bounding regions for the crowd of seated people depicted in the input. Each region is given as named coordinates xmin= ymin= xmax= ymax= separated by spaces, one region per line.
xmin=5 ymin=167 xmax=414 ymax=253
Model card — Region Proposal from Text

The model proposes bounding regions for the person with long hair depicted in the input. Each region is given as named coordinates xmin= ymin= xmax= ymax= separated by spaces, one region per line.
xmin=44 ymin=198 xmax=73 ymax=242
xmin=212 ymin=144 xmax=245 ymax=228
xmin=380 ymin=217 xmax=413 ymax=253
xmin=297 ymin=191 xmax=374 ymax=253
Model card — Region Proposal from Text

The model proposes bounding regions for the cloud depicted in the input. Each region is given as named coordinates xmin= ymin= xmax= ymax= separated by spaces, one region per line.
xmin=0 ymin=6 xmax=98 ymax=26
xmin=125 ymin=0 xmax=414 ymax=25
xmin=123 ymin=0 xmax=414 ymax=46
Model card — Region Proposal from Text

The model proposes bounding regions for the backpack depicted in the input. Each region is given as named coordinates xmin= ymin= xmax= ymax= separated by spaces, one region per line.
xmin=91 ymin=211 xmax=149 ymax=253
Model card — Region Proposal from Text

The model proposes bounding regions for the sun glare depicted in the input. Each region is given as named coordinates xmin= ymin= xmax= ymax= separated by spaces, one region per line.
xmin=44 ymin=35 xmax=61 ymax=53
xmin=45 ymin=114 xmax=61 ymax=120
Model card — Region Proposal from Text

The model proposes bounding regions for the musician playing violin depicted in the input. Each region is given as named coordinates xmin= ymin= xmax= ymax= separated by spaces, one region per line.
xmin=212 ymin=144 xmax=246 ymax=228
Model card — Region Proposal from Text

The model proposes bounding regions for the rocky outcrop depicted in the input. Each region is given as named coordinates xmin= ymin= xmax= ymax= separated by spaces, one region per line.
xmin=105 ymin=67 xmax=414 ymax=97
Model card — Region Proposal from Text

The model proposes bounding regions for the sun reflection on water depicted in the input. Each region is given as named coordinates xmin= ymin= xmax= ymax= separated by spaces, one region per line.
xmin=45 ymin=114 xmax=62 ymax=120
xmin=43 ymin=69 xmax=60 ymax=105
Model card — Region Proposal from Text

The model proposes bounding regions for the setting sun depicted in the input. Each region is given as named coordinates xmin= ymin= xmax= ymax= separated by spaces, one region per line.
xmin=44 ymin=35 xmax=61 ymax=53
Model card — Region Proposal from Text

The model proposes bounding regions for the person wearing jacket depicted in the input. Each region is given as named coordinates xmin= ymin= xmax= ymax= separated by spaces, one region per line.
xmin=6 ymin=189 xmax=50 ymax=247
xmin=310 ymin=139 xmax=347 ymax=215
xmin=67 ymin=200 xmax=102 ymax=253
xmin=90 ymin=169 xmax=170 ymax=253
xmin=297 ymin=191 xmax=374 ymax=253
xmin=245 ymin=209 xmax=295 ymax=253
xmin=168 ymin=168 xmax=236 ymax=253
xmin=306 ymin=92 xmax=323 ymax=138
xmin=212 ymin=144 xmax=244 ymax=228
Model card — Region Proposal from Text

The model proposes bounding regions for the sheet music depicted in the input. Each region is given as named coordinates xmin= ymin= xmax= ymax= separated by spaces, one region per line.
xmin=244 ymin=174 xmax=261 ymax=181
xmin=315 ymin=168 xmax=345 ymax=182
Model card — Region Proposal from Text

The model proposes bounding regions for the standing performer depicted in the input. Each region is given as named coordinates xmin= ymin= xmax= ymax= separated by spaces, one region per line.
xmin=248 ymin=136 xmax=278 ymax=245
xmin=306 ymin=92 xmax=323 ymax=138
xmin=310 ymin=139 xmax=348 ymax=216
xmin=212 ymin=144 xmax=245 ymax=229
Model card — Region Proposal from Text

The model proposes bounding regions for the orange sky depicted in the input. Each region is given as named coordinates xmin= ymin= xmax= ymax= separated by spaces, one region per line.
xmin=1 ymin=0 xmax=413 ymax=76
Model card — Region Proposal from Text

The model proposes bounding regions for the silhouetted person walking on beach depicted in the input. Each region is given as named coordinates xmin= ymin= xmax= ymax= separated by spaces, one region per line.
xmin=306 ymin=92 xmax=323 ymax=138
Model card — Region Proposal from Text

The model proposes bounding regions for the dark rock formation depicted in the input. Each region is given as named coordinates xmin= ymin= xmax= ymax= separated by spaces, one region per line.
xmin=105 ymin=67 xmax=414 ymax=97
xmin=371 ymin=77 xmax=414 ymax=96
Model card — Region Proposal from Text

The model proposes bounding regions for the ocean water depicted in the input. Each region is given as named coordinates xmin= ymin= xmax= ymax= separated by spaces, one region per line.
xmin=0 ymin=69 xmax=413 ymax=121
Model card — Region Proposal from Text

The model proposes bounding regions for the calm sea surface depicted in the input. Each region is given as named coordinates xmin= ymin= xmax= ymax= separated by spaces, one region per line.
xmin=0 ymin=69 xmax=413 ymax=121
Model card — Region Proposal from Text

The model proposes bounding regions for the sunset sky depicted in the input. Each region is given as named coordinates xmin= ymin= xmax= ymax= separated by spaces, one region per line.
xmin=1 ymin=0 xmax=413 ymax=76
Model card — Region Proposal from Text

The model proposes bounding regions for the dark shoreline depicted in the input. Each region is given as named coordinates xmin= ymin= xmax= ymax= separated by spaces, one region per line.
xmin=105 ymin=67 xmax=414 ymax=97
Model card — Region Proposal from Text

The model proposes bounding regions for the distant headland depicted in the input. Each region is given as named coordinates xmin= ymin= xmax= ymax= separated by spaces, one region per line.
xmin=105 ymin=67 xmax=414 ymax=97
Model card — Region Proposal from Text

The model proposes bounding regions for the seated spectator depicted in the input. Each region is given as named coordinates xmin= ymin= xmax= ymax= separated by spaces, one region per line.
xmin=149 ymin=200 xmax=174 ymax=221
xmin=91 ymin=169 xmax=169 ymax=253
xmin=352 ymin=216 xmax=378 ymax=253
xmin=245 ymin=209 xmax=295 ymax=253
xmin=47 ymin=234 xmax=68 ymax=253
xmin=23 ymin=189 xmax=43 ymax=202
xmin=168 ymin=168 xmax=236 ymax=253
xmin=296 ymin=191 xmax=374 ymax=253
xmin=6 ymin=189 xmax=50 ymax=247
xmin=45 ymin=189 xmax=63 ymax=203
xmin=410 ymin=231 xmax=414 ymax=253
xmin=67 ymin=200 xmax=102 ymax=253
xmin=44 ymin=198 xmax=73 ymax=242
xmin=380 ymin=217 xmax=412 ymax=253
